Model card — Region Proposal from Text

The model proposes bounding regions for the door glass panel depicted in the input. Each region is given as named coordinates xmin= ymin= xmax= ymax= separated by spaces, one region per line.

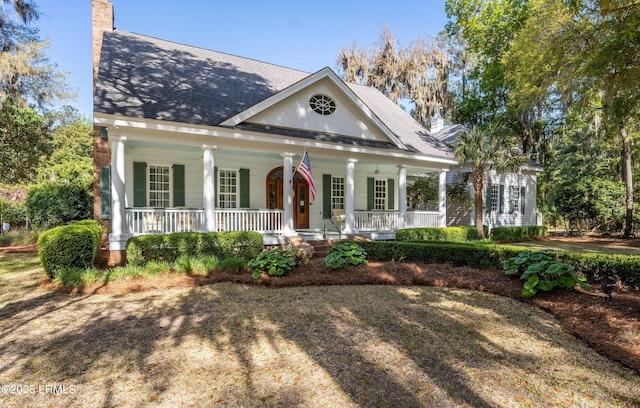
xmin=268 ymin=183 xmax=276 ymax=209
xmin=299 ymin=187 xmax=305 ymax=214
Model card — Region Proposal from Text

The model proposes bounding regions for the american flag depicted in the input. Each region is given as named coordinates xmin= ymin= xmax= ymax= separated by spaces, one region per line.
xmin=296 ymin=151 xmax=316 ymax=201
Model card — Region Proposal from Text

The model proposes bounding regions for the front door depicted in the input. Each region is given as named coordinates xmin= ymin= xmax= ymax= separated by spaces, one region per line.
xmin=266 ymin=167 xmax=310 ymax=229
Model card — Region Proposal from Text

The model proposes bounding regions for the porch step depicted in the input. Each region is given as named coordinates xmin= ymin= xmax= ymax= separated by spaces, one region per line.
xmin=306 ymin=239 xmax=339 ymax=258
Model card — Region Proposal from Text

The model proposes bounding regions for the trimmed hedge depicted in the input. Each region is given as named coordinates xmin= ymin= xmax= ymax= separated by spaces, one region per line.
xmin=126 ymin=231 xmax=264 ymax=266
xmin=396 ymin=226 xmax=488 ymax=242
xmin=350 ymin=240 xmax=640 ymax=288
xmin=38 ymin=220 xmax=106 ymax=278
xmin=491 ymin=226 xmax=548 ymax=241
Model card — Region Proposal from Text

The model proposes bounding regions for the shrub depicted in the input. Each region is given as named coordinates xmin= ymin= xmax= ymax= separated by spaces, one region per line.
xmin=26 ymin=184 xmax=93 ymax=229
xmin=491 ymin=226 xmax=548 ymax=241
xmin=249 ymin=248 xmax=297 ymax=279
xmin=504 ymin=250 xmax=589 ymax=297
xmin=396 ymin=226 xmax=487 ymax=242
xmin=174 ymin=255 xmax=197 ymax=273
xmin=125 ymin=231 xmax=263 ymax=266
xmin=218 ymin=257 xmax=246 ymax=273
xmin=324 ymin=242 xmax=368 ymax=269
xmin=193 ymin=255 xmax=220 ymax=275
xmin=38 ymin=220 xmax=105 ymax=278
xmin=355 ymin=240 xmax=640 ymax=289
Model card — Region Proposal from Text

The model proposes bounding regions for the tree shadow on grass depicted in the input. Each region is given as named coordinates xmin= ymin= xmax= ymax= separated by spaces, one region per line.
xmin=2 ymin=284 xmax=637 ymax=407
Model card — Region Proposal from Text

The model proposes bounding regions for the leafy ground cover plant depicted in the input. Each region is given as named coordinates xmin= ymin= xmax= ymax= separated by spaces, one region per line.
xmin=324 ymin=242 xmax=368 ymax=269
xmin=504 ymin=249 xmax=590 ymax=297
xmin=249 ymin=248 xmax=297 ymax=279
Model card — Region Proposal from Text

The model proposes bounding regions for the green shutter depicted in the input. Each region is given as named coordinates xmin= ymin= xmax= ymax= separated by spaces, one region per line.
xmin=367 ymin=177 xmax=374 ymax=210
xmin=100 ymin=165 xmax=111 ymax=219
xmin=323 ymin=174 xmax=332 ymax=218
xmin=133 ymin=162 xmax=147 ymax=207
xmin=387 ymin=178 xmax=394 ymax=210
xmin=520 ymin=186 xmax=526 ymax=214
xmin=173 ymin=164 xmax=185 ymax=207
xmin=499 ymin=184 xmax=505 ymax=214
xmin=214 ymin=167 xmax=218 ymax=207
xmin=100 ymin=126 xmax=108 ymax=140
xmin=240 ymin=168 xmax=250 ymax=207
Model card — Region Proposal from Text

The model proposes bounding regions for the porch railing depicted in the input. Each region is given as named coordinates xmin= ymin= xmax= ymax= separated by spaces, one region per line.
xmin=125 ymin=208 xmax=284 ymax=235
xmin=216 ymin=209 xmax=283 ymax=234
xmin=354 ymin=210 xmax=441 ymax=231
xmin=406 ymin=211 xmax=440 ymax=228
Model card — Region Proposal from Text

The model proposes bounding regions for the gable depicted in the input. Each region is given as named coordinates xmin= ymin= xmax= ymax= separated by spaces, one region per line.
xmin=244 ymin=77 xmax=391 ymax=143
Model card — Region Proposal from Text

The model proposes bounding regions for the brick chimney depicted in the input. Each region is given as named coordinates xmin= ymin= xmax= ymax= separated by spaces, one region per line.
xmin=92 ymin=0 xmax=114 ymax=262
xmin=92 ymin=0 xmax=113 ymax=87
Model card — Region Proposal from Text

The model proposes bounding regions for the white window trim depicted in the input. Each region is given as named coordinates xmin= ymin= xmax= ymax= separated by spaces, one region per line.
xmin=332 ymin=176 xmax=345 ymax=210
xmin=374 ymin=178 xmax=387 ymax=211
xmin=218 ymin=168 xmax=239 ymax=209
xmin=148 ymin=163 xmax=172 ymax=208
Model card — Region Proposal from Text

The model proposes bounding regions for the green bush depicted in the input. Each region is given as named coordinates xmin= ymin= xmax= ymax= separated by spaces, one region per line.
xmin=324 ymin=242 xmax=368 ymax=269
xmin=0 ymin=196 xmax=27 ymax=229
xmin=218 ymin=257 xmax=246 ymax=273
xmin=504 ymin=250 xmax=589 ymax=297
xmin=355 ymin=240 xmax=640 ymax=288
xmin=491 ymin=226 xmax=548 ymax=241
xmin=26 ymin=184 xmax=93 ymax=229
xmin=125 ymin=231 xmax=263 ymax=266
xmin=249 ymin=248 xmax=297 ymax=279
xmin=38 ymin=220 xmax=105 ymax=278
xmin=396 ymin=226 xmax=487 ymax=242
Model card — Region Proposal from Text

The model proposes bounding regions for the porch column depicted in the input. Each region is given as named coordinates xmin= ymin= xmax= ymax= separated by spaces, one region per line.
xmin=438 ymin=169 xmax=448 ymax=227
xmin=109 ymin=135 xmax=128 ymax=250
xmin=282 ymin=152 xmax=295 ymax=235
xmin=203 ymin=145 xmax=217 ymax=232
xmin=344 ymin=158 xmax=358 ymax=234
xmin=397 ymin=164 xmax=407 ymax=229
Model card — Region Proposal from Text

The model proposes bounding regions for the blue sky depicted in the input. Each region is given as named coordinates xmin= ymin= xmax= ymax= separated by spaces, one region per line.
xmin=36 ymin=1 xmax=450 ymax=117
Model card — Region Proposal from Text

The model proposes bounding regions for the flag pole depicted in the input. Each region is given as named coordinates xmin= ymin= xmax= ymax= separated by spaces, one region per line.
xmin=291 ymin=147 xmax=307 ymax=180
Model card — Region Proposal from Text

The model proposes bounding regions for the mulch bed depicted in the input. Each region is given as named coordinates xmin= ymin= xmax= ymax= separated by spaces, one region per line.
xmin=5 ymin=238 xmax=640 ymax=375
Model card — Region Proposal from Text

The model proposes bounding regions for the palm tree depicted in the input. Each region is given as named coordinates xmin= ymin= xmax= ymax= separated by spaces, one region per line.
xmin=451 ymin=122 xmax=527 ymax=239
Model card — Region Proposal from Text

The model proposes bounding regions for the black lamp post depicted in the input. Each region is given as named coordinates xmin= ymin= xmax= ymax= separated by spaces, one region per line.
xmin=601 ymin=276 xmax=615 ymax=301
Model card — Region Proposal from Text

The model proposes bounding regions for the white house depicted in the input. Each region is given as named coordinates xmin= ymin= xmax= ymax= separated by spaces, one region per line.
xmin=91 ymin=0 xmax=457 ymax=262
xmin=429 ymin=110 xmax=543 ymax=229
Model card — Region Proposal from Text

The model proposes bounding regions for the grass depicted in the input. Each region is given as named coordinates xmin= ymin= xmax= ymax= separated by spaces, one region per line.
xmin=0 ymin=252 xmax=638 ymax=407
xmin=0 ymin=230 xmax=39 ymax=247
xmin=510 ymin=239 xmax=640 ymax=255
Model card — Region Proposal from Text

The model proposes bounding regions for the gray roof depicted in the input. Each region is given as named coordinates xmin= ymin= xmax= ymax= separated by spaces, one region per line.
xmin=95 ymin=29 xmax=452 ymax=158
xmin=432 ymin=124 xmax=467 ymax=145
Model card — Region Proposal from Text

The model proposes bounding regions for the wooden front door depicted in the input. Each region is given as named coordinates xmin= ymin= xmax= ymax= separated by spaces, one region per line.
xmin=266 ymin=167 xmax=309 ymax=229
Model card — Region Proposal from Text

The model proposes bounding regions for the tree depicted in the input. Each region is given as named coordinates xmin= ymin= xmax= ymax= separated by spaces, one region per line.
xmin=407 ymin=174 xmax=438 ymax=210
xmin=0 ymin=0 xmax=70 ymax=108
xmin=36 ymin=107 xmax=93 ymax=189
xmin=451 ymin=122 xmax=526 ymax=239
xmin=337 ymin=25 xmax=453 ymax=124
xmin=0 ymin=101 xmax=51 ymax=183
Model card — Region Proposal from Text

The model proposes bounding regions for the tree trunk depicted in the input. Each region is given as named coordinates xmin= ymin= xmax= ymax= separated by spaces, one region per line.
xmin=621 ymin=123 xmax=634 ymax=238
xmin=473 ymin=169 xmax=485 ymax=239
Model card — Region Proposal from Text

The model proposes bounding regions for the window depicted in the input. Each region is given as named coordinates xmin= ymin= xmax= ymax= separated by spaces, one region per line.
xmin=149 ymin=165 xmax=170 ymax=207
xmin=374 ymin=179 xmax=386 ymax=210
xmin=332 ymin=176 xmax=345 ymax=209
xmin=509 ymin=186 xmax=520 ymax=214
xmin=490 ymin=185 xmax=499 ymax=212
xmin=219 ymin=170 xmax=237 ymax=208
xmin=309 ymin=94 xmax=336 ymax=115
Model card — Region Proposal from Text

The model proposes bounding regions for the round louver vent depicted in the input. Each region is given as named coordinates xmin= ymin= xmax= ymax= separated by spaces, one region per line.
xmin=309 ymin=94 xmax=336 ymax=115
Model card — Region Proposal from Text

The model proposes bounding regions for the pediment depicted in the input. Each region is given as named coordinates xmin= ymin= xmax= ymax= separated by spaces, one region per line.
xmin=221 ymin=68 xmax=406 ymax=148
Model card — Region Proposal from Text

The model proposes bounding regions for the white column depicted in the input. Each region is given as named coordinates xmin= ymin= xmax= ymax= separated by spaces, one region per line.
xmin=398 ymin=164 xmax=407 ymax=229
xmin=438 ymin=169 xmax=448 ymax=227
xmin=202 ymin=145 xmax=217 ymax=232
xmin=344 ymin=159 xmax=358 ymax=234
xmin=282 ymin=153 xmax=295 ymax=235
xmin=109 ymin=135 xmax=128 ymax=250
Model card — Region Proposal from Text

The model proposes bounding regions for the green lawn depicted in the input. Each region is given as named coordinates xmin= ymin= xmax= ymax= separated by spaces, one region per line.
xmin=510 ymin=239 xmax=640 ymax=255
xmin=0 ymin=252 xmax=638 ymax=407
